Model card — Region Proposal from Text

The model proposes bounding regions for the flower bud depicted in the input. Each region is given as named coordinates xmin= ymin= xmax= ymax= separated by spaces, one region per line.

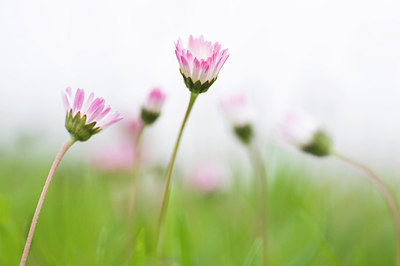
xmin=140 ymin=88 xmax=166 ymax=125
xmin=234 ymin=124 xmax=254 ymax=145
xmin=280 ymin=110 xmax=332 ymax=157
xmin=221 ymin=95 xmax=255 ymax=145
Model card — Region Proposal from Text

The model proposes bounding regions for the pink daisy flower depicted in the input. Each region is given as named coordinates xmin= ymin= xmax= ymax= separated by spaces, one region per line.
xmin=280 ymin=110 xmax=332 ymax=156
xmin=92 ymin=141 xmax=136 ymax=172
xmin=187 ymin=161 xmax=230 ymax=193
xmin=141 ymin=88 xmax=166 ymax=125
xmin=280 ymin=110 xmax=319 ymax=148
xmin=175 ymin=35 xmax=229 ymax=94
xmin=221 ymin=94 xmax=255 ymax=144
xmin=63 ymin=87 xmax=123 ymax=141
xmin=91 ymin=116 xmax=146 ymax=172
xmin=221 ymin=94 xmax=255 ymax=127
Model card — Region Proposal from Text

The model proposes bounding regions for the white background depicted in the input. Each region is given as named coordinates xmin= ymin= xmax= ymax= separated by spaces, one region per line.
xmin=1 ymin=0 xmax=400 ymax=168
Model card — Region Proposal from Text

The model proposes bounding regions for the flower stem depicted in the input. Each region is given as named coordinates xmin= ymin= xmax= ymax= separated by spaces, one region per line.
xmin=334 ymin=152 xmax=400 ymax=266
xmin=126 ymin=122 xmax=145 ymax=260
xmin=248 ymin=144 xmax=268 ymax=266
xmin=20 ymin=139 xmax=74 ymax=266
xmin=128 ymin=122 xmax=146 ymax=220
xmin=155 ymin=92 xmax=198 ymax=256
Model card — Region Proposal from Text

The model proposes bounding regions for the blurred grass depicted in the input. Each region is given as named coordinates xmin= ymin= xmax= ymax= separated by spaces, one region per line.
xmin=0 ymin=150 xmax=398 ymax=265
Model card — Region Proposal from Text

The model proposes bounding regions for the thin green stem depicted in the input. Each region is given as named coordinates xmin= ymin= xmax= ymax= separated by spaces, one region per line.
xmin=334 ymin=152 xmax=400 ymax=266
xmin=248 ymin=144 xmax=268 ymax=266
xmin=20 ymin=138 xmax=74 ymax=266
xmin=128 ymin=123 xmax=146 ymax=220
xmin=155 ymin=93 xmax=198 ymax=258
xmin=126 ymin=123 xmax=146 ymax=260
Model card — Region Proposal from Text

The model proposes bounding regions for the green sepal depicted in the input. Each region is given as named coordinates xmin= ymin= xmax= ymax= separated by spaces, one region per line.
xmin=180 ymin=70 xmax=217 ymax=94
xmin=65 ymin=110 xmax=101 ymax=142
xmin=234 ymin=124 xmax=254 ymax=145
xmin=140 ymin=108 xmax=160 ymax=125
xmin=302 ymin=130 xmax=332 ymax=157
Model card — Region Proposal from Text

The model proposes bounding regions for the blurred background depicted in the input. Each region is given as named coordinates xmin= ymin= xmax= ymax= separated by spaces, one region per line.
xmin=1 ymin=0 xmax=400 ymax=265
xmin=1 ymin=0 xmax=400 ymax=168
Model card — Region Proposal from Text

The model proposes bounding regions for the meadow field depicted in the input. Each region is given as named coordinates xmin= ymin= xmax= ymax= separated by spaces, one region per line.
xmin=0 ymin=144 xmax=397 ymax=266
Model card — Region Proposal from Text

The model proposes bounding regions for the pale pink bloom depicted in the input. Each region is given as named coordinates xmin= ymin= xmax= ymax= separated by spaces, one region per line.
xmin=91 ymin=117 xmax=146 ymax=172
xmin=280 ymin=110 xmax=319 ymax=148
xmin=187 ymin=162 xmax=230 ymax=193
xmin=92 ymin=141 xmax=135 ymax=172
xmin=142 ymin=88 xmax=166 ymax=114
xmin=63 ymin=87 xmax=123 ymax=130
xmin=221 ymin=94 xmax=255 ymax=127
xmin=175 ymin=35 xmax=229 ymax=85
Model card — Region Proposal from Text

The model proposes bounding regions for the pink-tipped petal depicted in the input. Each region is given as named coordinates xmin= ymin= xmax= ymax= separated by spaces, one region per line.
xmin=82 ymin=92 xmax=95 ymax=114
xmin=65 ymin=87 xmax=73 ymax=98
xmin=87 ymin=98 xmax=104 ymax=118
xmin=143 ymin=88 xmax=166 ymax=114
xmin=72 ymin=89 xmax=85 ymax=115
xmin=96 ymin=106 xmax=111 ymax=121
xmin=62 ymin=88 xmax=122 ymax=134
xmin=88 ymin=102 xmax=105 ymax=123
xmin=175 ymin=35 xmax=229 ymax=84
xmin=101 ymin=112 xmax=123 ymax=128
xmin=62 ymin=91 xmax=71 ymax=111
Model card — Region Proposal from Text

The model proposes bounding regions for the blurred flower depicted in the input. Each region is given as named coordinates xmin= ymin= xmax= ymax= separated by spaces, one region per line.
xmin=221 ymin=95 xmax=255 ymax=145
xmin=92 ymin=141 xmax=135 ymax=172
xmin=91 ymin=116 xmax=145 ymax=172
xmin=187 ymin=161 xmax=230 ymax=193
xmin=63 ymin=87 xmax=123 ymax=142
xmin=175 ymin=35 xmax=229 ymax=94
xmin=141 ymin=88 xmax=166 ymax=125
xmin=280 ymin=110 xmax=332 ymax=156
xmin=221 ymin=94 xmax=255 ymax=127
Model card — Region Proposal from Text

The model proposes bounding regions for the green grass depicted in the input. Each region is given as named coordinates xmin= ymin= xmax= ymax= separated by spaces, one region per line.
xmin=0 ymin=151 xmax=398 ymax=265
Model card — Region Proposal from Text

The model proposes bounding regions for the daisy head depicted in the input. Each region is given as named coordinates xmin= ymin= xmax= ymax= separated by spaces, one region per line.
xmin=221 ymin=94 xmax=255 ymax=145
xmin=280 ymin=110 xmax=332 ymax=157
xmin=141 ymin=88 xmax=166 ymax=125
xmin=63 ymin=87 xmax=123 ymax=142
xmin=175 ymin=35 xmax=229 ymax=94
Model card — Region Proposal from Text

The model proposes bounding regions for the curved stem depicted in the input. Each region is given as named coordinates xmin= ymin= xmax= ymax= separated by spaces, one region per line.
xmin=155 ymin=93 xmax=198 ymax=257
xmin=334 ymin=152 xmax=400 ymax=266
xmin=248 ymin=144 xmax=268 ymax=266
xmin=20 ymin=139 xmax=74 ymax=266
